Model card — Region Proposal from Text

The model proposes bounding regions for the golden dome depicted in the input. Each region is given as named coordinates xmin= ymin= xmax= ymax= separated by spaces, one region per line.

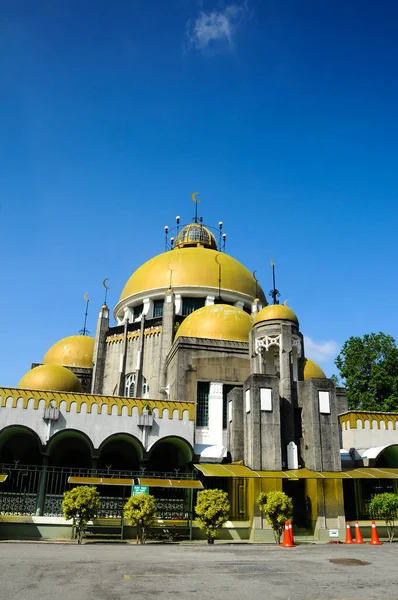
xmin=303 ymin=358 xmax=326 ymax=380
xmin=175 ymin=304 xmax=252 ymax=342
xmin=119 ymin=247 xmax=266 ymax=303
xmin=253 ymin=304 xmax=299 ymax=326
xmin=18 ymin=364 xmax=83 ymax=392
xmin=174 ymin=224 xmax=217 ymax=249
xmin=43 ymin=335 xmax=94 ymax=369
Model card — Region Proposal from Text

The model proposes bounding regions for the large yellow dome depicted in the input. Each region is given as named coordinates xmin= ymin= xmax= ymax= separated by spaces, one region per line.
xmin=43 ymin=335 xmax=94 ymax=369
xmin=175 ymin=304 xmax=252 ymax=342
xmin=18 ymin=364 xmax=83 ymax=392
xmin=303 ymin=358 xmax=326 ymax=380
xmin=119 ymin=247 xmax=265 ymax=302
xmin=253 ymin=304 xmax=299 ymax=326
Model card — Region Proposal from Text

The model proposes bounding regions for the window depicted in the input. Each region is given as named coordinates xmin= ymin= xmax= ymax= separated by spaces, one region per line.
xmin=223 ymin=384 xmax=236 ymax=429
xmin=125 ymin=373 xmax=136 ymax=398
xmin=197 ymin=381 xmax=210 ymax=427
xmin=125 ymin=373 xmax=148 ymax=398
xmin=182 ymin=297 xmax=205 ymax=316
xmin=133 ymin=304 xmax=143 ymax=320
xmin=153 ymin=299 xmax=164 ymax=318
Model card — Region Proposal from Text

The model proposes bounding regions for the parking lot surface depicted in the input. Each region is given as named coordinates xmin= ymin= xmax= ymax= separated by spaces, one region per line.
xmin=0 ymin=541 xmax=397 ymax=600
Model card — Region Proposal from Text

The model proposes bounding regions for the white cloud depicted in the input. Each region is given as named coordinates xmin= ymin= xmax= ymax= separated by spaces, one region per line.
xmin=186 ymin=3 xmax=248 ymax=52
xmin=304 ymin=337 xmax=339 ymax=364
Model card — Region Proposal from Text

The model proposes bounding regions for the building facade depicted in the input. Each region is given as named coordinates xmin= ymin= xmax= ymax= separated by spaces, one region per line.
xmin=0 ymin=215 xmax=397 ymax=541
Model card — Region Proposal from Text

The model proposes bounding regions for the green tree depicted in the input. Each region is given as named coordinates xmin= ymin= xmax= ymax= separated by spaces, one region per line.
xmin=124 ymin=494 xmax=157 ymax=544
xmin=195 ymin=489 xmax=230 ymax=544
xmin=62 ymin=486 xmax=100 ymax=544
xmin=335 ymin=333 xmax=398 ymax=411
xmin=257 ymin=490 xmax=293 ymax=544
xmin=369 ymin=492 xmax=398 ymax=542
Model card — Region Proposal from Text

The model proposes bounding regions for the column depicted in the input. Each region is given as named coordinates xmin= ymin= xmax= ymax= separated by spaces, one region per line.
xmin=208 ymin=382 xmax=223 ymax=447
xmin=35 ymin=455 xmax=49 ymax=516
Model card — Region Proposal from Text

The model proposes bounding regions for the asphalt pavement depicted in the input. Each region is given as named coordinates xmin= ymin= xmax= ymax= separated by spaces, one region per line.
xmin=0 ymin=541 xmax=397 ymax=600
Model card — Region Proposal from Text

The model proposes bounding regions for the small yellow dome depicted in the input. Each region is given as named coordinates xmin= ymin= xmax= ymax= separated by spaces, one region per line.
xmin=43 ymin=335 xmax=94 ymax=369
xmin=175 ymin=224 xmax=217 ymax=249
xmin=253 ymin=304 xmax=299 ymax=326
xmin=303 ymin=358 xmax=326 ymax=380
xmin=175 ymin=304 xmax=252 ymax=342
xmin=18 ymin=364 xmax=83 ymax=392
xmin=118 ymin=247 xmax=265 ymax=303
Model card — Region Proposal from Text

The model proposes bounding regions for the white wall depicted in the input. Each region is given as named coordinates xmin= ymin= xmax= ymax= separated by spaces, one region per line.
xmin=0 ymin=401 xmax=194 ymax=451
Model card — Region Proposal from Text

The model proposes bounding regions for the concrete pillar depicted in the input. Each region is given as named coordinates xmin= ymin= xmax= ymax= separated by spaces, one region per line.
xmin=208 ymin=382 xmax=223 ymax=446
xmin=91 ymin=304 xmax=110 ymax=394
xmin=243 ymin=374 xmax=282 ymax=471
xmin=298 ymin=379 xmax=342 ymax=471
xmin=135 ymin=316 xmax=146 ymax=398
xmin=117 ymin=319 xmax=129 ymax=396
xmin=158 ymin=290 xmax=175 ymax=396
xmin=35 ymin=455 xmax=50 ymax=516
xmin=227 ymin=387 xmax=244 ymax=462
xmin=279 ymin=323 xmax=295 ymax=458
xmin=250 ymin=298 xmax=262 ymax=317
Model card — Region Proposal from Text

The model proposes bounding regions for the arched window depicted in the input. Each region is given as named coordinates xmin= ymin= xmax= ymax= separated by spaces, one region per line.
xmin=125 ymin=373 xmax=149 ymax=398
xmin=125 ymin=373 xmax=136 ymax=398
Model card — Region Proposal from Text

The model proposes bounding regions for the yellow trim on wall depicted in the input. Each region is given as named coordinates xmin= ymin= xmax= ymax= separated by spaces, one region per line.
xmin=339 ymin=411 xmax=398 ymax=430
xmin=106 ymin=327 xmax=162 ymax=345
xmin=0 ymin=387 xmax=195 ymax=420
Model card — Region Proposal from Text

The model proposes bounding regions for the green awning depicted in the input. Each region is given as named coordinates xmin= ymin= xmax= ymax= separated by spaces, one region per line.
xmin=193 ymin=465 xmax=398 ymax=479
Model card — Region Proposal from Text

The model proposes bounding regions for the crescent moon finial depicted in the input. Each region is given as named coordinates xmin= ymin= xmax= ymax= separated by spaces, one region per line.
xmin=102 ymin=278 xmax=110 ymax=290
xmin=283 ymin=299 xmax=289 ymax=306
xmin=192 ymin=191 xmax=200 ymax=203
xmin=83 ymin=292 xmax=89 ymax=302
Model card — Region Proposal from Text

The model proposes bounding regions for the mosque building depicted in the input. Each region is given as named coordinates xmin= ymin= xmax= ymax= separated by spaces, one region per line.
xmin=0 ymin=200 xmax=397 ymax=541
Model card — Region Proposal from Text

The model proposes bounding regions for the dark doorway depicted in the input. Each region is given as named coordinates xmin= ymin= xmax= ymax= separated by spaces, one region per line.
xmin=283 ymin=480 xmax=308 ymax=528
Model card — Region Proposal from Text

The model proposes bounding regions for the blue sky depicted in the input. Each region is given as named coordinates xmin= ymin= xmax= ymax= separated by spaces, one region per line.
xmin=1 ymin=0 xmax=398 ymax=385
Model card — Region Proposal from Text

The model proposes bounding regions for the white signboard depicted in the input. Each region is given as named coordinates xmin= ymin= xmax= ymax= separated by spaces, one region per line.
xmin=329 ymin=529 xmax=339 ymax=538
xmin=319 ymin=391 xmax=331 ymax=414
xmin=260 ymin=388 xmax=272 ymax=411
xmin=245 ymin=390 xmax=250 ymax=413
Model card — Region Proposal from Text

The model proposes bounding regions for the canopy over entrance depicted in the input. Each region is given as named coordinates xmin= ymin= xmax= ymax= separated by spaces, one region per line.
xmin=68 ymin=476 xmax=202 ymax=488
xmin=193 ymin=464 xmax=398 ymax=479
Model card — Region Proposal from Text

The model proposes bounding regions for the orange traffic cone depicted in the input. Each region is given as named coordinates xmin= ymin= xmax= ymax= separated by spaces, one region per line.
xmin=288 ymin=521 xmax=296 ymax=545
xmin=344 ymin=522 xmax=354 ymax=544
xmin=280 ymin=521 xmax=295 ymax=547
xmin=354 ymin=520 xmax=365 ymax=544
xmin=369 ymin=520 xmax=383 ymax=546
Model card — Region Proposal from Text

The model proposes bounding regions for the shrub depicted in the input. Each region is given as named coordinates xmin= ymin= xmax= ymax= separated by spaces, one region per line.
xmin=62 ymin=486 xmax=100 ymax=544
xmin=124 ymin=494 xmax=157 ymax=544
xmin=195 ymin=489 xmax=230 ymax=544
xmin=257 ymin=490 xmax=293 ymax=544
xmin=369 ymin=492 xmax=398 ymax=542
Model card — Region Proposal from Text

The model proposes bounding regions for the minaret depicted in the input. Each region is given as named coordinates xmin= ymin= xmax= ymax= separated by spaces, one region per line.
xmin=91 ymin=304 xmax=110 ymax=394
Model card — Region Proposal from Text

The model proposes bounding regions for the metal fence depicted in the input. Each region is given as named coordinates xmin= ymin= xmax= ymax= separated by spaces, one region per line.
xmin=0 ymin=463 xmax=195 ymax=518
